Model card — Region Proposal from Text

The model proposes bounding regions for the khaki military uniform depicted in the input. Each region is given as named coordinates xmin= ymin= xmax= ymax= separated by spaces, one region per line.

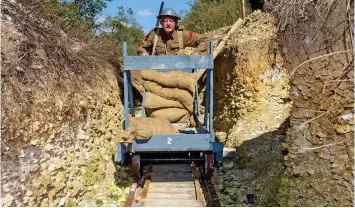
xmin=137 ymin=28 xmax=210 ymax=55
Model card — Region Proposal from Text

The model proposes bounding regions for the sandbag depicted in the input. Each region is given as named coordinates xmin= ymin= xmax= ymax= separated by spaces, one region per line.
xmin=146 ymin=108 xmax=190 ymax=123
xmin=142 ymin=70 xmax=198 ymax=94
xmin=144 ymin=92 xmax=186 ymax=110
xmin=143 ymin=80 xmax=194 ymax=113
xmin=119 ymin=117 xmax=177 ymax=141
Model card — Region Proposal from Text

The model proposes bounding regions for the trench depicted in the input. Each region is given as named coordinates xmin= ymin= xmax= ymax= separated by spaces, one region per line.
xmin=1 ymin=0 xmax=354 ymax=207
xmin=211 ymin=32 xmax=291 ymax=205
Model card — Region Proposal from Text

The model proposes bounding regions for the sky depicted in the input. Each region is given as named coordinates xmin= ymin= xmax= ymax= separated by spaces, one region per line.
xmin=100 ymin=0 xmax=192 ymax=34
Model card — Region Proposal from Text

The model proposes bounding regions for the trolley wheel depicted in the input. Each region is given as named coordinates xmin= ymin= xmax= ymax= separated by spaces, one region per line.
xmin=132 ymin=154 xmax=140 ymax=179
xmin=205 ymin=153 xmax=214 ymax=179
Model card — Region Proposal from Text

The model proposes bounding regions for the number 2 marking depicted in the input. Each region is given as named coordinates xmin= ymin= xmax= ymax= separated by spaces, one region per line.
xmin=167 ymin=138 xmax=172 ymax=144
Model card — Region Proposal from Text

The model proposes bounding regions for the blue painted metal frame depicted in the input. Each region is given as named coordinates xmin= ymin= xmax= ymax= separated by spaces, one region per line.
xmin=141 ymin=88 xmax=146 ymax=117
xmin=124 ymin=55 xmax=213 ymax=70
xmin=133 ymin=134 xmax=211 ymax=152
xmin=118 ymin=41 xmax=223 ymax=164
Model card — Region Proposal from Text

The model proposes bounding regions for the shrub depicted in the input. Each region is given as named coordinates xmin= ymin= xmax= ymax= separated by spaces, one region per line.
xmin=181 ymin=0 xmax=253 ymax=33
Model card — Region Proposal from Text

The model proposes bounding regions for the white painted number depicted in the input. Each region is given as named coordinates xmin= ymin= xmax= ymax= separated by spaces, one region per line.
xmin=167 ymin=138 xmax=172 ymax=144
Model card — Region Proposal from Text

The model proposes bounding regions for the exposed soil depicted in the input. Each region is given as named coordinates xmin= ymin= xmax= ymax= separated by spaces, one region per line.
xmin=1 ymin=1 xmax=129 ymax=206
xmin=266 ymin=0 xmax=354 ymax=206
xmin=208 ymin=11 xmax=292 ymax=206
xmin=213 ymin=11 xmax=291 ymax=147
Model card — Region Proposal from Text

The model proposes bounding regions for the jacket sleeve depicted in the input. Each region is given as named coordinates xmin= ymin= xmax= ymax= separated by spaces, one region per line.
xmin=136 ymin=29 xmax=155 ymax=55
xmin=182 ymin=30 xmax=210 ymax=55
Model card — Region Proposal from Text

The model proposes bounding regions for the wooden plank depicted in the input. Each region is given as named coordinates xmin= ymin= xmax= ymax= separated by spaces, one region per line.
xmin=151 ymin=174 xmax=194 ymax=180
xmin=140 ymin=165 xmax=152 ymax=206
xmin=152 ymin=164 xmax=191 ymax=172
xmin=148 ymin=187 xmax=196 ymax=194
xmin=191 ymin=164 xmax=203 ymax=201
xmin=142 ymin=199 xmax=204 ymax=207
xmin=146 ymin=193 xmax=196 ymax=199
xmin=149 ymin=182 xmax=195 ymax=188
xmin=123 ymin=181 xmax=138 ymax=207
xmin=151 ymin=172 xmax=193 ymax=178
xmin=124 ymin=55 xmax=213 ymax=70
xmin=151 ymin=178 xmax=195 ymax=182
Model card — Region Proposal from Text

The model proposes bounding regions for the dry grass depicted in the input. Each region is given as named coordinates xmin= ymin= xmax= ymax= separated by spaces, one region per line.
xmin=182 ymin=0 xmax=251 ymax=33
xmin=17 ymin=0 xmax=93 ymax=41
xmin=1 ymin=0 xmax=122 ymax=153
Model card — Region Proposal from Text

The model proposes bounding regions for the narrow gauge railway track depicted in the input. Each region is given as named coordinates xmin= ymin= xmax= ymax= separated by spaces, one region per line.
xmin=124 ymin=163 xmax=220 ymax=207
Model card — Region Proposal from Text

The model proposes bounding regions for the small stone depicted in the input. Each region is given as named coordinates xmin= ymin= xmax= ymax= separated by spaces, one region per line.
xmin=77 ymin=129 xmax=86 ymax=140
xmin=49 ymin=123 xmax=54 ymax=129
xmin=336 ymin=125 xmax=352 ymax=134
xmin=44 ymin=143 xmax=54 ymax=151
xmin=19 ymin=149 xmax=25 ymax=158
xmin=341 ymin=113 xmax=353 ymax=120
xmin=23 ymin=196 xmax=30 ymax=203
xmin=25 ymin=190 xmax=33 ymax=196
xmin=332 ymin=174 xmax=341 ymax=180
xmin=293 ymin=166 xmax=302 ymax=177
xmin=30 ymin=139 xmax=39 ymax=146
xmin=282 ymin=47 xmax=288 ymax=53
xmin=316 ymin=129 xmax=327 ymax=138
xmin=59 ymin=197 xmax=66 ymax=206
xmin=40 ymin=199 xmax=49 ymax=207
xmin=307 ymin=169 xmax=315 ymax=175
xmin=2 ymin=183 xmax=10 ymax=192
xmin=48 ymin=164 xmax=56 ymax=172
xmin=223 ymin=161 xmax=234 ymax=169
xmin=2 ymin=194 xmax=14 ymax=206
xmin=103 ymin=155 xmax=110 ymax=161
xmin=319 ymin=148 xmax=330 ymax=160
xmin=32 ymin=121 xmax=41 ymax=132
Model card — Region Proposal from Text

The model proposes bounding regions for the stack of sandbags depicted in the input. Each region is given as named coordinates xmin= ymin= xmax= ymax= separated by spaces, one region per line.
xmin=141 ymin=70 xmax=198 ymax=123
xmin=120 ymin=117 xmax=177 ymax=142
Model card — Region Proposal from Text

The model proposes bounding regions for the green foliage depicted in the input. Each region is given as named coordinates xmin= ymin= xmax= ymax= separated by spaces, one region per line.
xmin=71 ymin=0 xmax=108 ymax=22
xmin=98 ymin=7 xmax=144 ymax=55
xmin=21 ymin=1 xmax=144 ymax=55
xmin=60 ymin=0 xmax=110 ymax=32
xmin=181 ymin=0 xmax=252 ymax=33
xmin=95 ymin=199 xmax=104 ymax=206
xmin=19 ymin=0 xmax=109 ymax=38
xmin=65 ymin=200 xmax=77 ymax=207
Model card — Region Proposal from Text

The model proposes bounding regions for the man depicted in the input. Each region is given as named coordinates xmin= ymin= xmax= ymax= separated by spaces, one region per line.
xmin=136 ymin=8 xmax=210 ymax=56
xmin=136 ymin=8 xmax=209 ymax=127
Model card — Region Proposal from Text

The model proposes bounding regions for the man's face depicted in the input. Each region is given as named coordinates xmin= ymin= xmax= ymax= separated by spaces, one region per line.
xmin=160 ymin=16 xmax=177 ymax=34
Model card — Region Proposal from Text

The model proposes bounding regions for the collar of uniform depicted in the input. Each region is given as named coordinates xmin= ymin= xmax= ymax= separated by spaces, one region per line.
xmin=171 ymin=29 xmax=177 ymax=39
xmin=160 ymin=29 xmax=176 ymax=41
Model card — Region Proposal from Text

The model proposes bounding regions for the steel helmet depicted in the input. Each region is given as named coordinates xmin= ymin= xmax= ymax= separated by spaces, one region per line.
xmin=157 ymin=8 xmax=181 ymax=20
